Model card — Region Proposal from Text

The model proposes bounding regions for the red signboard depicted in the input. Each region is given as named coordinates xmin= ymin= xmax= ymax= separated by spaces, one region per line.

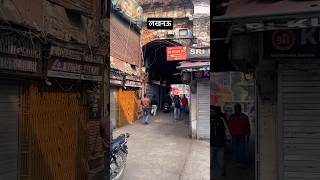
xmin=166 ymin=46 xmax=187 ymax=61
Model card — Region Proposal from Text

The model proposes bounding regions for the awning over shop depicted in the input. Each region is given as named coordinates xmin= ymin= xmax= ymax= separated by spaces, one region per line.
xmin=177 ymin=61 xmax=210 ymax=70
xmin=213 ymin=0 xmax=320 ymax=22
xmin=212 ymin=0 xmax=320 ymax=72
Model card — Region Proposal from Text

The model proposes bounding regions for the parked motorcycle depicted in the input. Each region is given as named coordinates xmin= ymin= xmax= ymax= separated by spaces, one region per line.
xmin=110 ymin=133 xmax=130 ymax=180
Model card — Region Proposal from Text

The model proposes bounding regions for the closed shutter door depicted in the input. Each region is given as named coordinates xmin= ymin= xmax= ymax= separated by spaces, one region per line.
xmin=20 ymin=82 xmax=89 ymax=179
xmin=279 ymin=61 xmax=320 ymax=180
xmin=110 ymin=13 xmax=141 ymax=66
xmin=0 ymin=80 xmax=19 ymax=180
xmin=110 ymin=87 xmax=117 ymax=129
xmin=196 ymin=80 xmax=210 ymax=139
xmin=117 ymin=88 xmax=137 ymax=127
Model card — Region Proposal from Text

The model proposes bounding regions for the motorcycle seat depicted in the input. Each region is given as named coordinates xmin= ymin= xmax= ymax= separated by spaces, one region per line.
xmin=111 ymin=135 xmax=125 ymax=151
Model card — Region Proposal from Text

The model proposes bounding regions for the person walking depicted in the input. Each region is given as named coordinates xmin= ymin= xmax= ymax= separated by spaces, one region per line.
xmin=181 ymin=95 xmax=189 ymax=113
xmin=151 ymin=96 xmax=158 ymax=116
xmin=211 ymin=106 xmax=229 ymax=178
xmin=228 ymin=103 xmax=251 ymax=168
xmin=141 ymin=94 xmax=151 ymax=125
xmin=173 ymin=95 xmax=181 ymax=120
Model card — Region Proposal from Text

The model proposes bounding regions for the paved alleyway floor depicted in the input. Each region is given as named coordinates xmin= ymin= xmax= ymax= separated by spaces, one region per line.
xmin=216 ymin=154 xmax=255 ymax=180
xmin=113 ymin=112 xmax=210 ymax=180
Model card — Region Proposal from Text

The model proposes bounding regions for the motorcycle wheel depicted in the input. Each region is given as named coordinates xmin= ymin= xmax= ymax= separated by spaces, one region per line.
xmin=110 ymin=150 xmax=127 ymax=180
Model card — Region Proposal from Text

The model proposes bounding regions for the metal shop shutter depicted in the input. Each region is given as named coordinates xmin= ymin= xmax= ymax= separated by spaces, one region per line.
xmin=279 ymin=61 xmax=320 ymax=180
xmin=0 ymin=80 xmax=19 ymax=180
xmin=196 ymin=80 xmax=210 ymax=139
xmin=110 ymin=13 xmax=141 ymax=66
xmin=117 ymin=88 xmax=138 ymax=127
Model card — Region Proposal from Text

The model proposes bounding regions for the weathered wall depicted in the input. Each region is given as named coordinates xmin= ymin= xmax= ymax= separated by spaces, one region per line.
xmin=47 ymin=0 xmax=93 ymax=16
xmin=193 ymin=15 xmax=210 ymax=48
xmin=0 ymin=0 xmax=101 ymax=47
xmin=0 ymin=0 xmax=44 ymax=30
xmin=44 ymin=0 xmax=98 ymax=46
xmin=139 ymin=0 xmax=193 ymax=46
xmin=112 ymin=0 xmax=143 ymax=23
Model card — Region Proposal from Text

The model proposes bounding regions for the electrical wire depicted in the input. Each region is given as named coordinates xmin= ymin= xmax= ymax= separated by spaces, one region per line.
xmin=54 ymin=79 xmax=75 ymax=92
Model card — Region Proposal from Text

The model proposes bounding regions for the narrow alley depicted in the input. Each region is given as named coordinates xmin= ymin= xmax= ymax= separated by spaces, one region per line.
xmin=113 ymin=113 xmax=210 ymax=180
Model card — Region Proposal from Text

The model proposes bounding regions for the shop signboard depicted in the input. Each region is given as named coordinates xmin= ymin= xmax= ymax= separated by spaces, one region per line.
xmin=0 ymin=32 xmax=41 ymax=75
xmin=187 ymin=47 xmax=210 ymax=59
xmin=147 ymin=18 xmax=173 ymax=30
xmin=264 ymin=28 xmax=320 ymax=59
xmin=48 ymin=46 xmax=103 ymax=81
xmin=233 ymin=17 xmax=320 ymax=33
xmin=166 ymin=46 xmax=187 ymax=61
xmin=192 ymin=70 xmax=210 ymax=80
xmin=124 ymin=80 xmax=142 ymax=88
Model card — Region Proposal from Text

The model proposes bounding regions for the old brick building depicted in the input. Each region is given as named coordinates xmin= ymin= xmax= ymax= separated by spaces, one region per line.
xmin=109 ymin=0 xmax=143 ymax=128
xmin=0 ymin=0 xmax=109 ymax=179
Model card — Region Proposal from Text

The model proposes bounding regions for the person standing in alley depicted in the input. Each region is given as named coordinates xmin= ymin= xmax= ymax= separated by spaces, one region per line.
xmin=181 ymin=95 xmax=189 ymax=113
xmin=211 ymin=106 xmax=229 ymax=178
xmin=141 ymin=94 xmax=151 ymax=125
xmin=151 ymin=95 xmax=158 ymax=116
xmin=173 ymin=95 xmax=181 ymax=120
xmin=228 ymin=103 xmax=251 ymax=169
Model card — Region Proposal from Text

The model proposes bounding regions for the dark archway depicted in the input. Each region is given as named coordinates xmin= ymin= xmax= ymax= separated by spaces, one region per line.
xmin=142 ymin=39 xmax=184 ymax=85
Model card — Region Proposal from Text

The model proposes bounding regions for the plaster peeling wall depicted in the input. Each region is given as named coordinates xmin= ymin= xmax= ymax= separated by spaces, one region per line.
xmin=44 ymin=1 xmax=97 ymax=46
xmin=193 ymin=15 xmax=210 ymax=48
xmin=139 ymin=0 xmax=193 ymax=46
xmin=0 ymin=0 xmax=44 ymax=30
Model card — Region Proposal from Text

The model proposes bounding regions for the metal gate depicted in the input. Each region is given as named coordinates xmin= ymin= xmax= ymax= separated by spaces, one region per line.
xmin=278 ymin=61 xmax=320 ymax=180
xmin=0 ymin=80 xmax=19 ymax=180
xmin=196 ymin=80 xmax=210 ymax=139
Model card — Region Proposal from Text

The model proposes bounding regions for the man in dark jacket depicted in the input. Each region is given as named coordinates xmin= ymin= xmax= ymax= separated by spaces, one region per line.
xmin=211 ymin=106 xmax=227 ymax=178
xmin=228 ymin=103 xmax=250 ymax=168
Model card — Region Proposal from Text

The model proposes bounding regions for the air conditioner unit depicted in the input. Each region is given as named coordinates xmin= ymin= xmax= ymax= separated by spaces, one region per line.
xmin=166 ymin=30 xmax=175 ymax=38
xmin=175 ymin=28 xmax=193 ymax=38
